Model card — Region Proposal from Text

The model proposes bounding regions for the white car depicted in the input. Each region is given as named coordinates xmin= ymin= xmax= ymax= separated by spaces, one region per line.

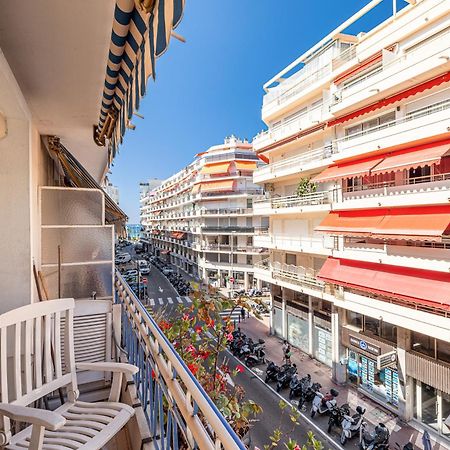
xmin=115 ymin=253 xmax=131 ymax=264
xmin=137 ymin=260 xmax=150 ymax=275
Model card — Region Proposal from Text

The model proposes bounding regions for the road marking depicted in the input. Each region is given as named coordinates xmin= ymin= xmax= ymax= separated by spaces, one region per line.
xmin=184 ymin=296 xmax=192 ymax=303
xmin=158 ymin=298 xmax=164 ymax=305
xmin=158 ymin=287 xmax=163 ymax=293
xmin=167 ymin=297 xmax=173 ymax=304
xmin=176 ymin=297 xmax=183 ymax=303
xmin=149 ymin=298 xmax=155 ymax=306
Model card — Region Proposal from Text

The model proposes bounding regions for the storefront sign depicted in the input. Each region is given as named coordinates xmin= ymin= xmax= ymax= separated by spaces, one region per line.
xmin=349 ymin=335 xmax=381 ymax=356
xmin=377 ymin=350 xmax=397 ymax=370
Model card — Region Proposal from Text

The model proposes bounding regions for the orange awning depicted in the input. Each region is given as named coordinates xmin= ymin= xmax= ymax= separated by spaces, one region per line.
xmin=316 ymin=206 xmax=450 ymax=241
xmin=317 ymin=257 xmax=450 ymax=310
xmin=201 ymin=180 xmax=235 ymax=193
xmin=371 ymin=141 xmax=450 ymax=175
xmin=312 ymin=156 xmax=384 ymax=183
xmin=201 ymin=162 xmax=231 ymax=175
xmin=328 ymin=71 xmax=450 ymax=126
xmin=234 ymin=160 xmax=257 ymax=171
xmin=191 ymin=184 xmax=201 ymax=194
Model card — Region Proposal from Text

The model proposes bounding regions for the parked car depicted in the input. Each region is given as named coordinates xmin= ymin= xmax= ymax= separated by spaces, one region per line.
xmin=115 ymin=254 xmax=131 ymax=264
xmin=137 ymin=260 xmax=150 ymax=275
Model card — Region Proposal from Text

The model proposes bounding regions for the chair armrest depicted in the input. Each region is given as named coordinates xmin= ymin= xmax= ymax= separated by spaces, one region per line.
xmin=77 ymin=362 xmax=138 ymax=377
xmin=0 ymin=404 xmax=66 ymax=431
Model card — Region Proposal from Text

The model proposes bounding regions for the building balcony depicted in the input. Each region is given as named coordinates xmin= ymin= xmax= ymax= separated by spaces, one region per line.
xmin=199 ymin=207 xmax=253 ymax=216
xmin=335 ymin=97 xmax=450 ymax=159
xmin=200 ymin=226 xmax=255 ymax=235
xmin=253 ymin=258 xmax=330 ymax=296
xmin=338 ymin=171 xmax=450 ymax=209
xmin=331 ymin=26 xmax=450 ymax=116
xmin=254 ymin=102 xmax=332 ymax=152
xmin=201 ymin=244 xmax=269 ymax=254
xmin=334 ymin=240 xmax=450 ymax=273
xmin=254 ymin=234 xmax=334 ymax=256
xmin=253 ymin=144 xmax=337 ymax=184
xmin=253 ymin=190 xmax=334 ymax=216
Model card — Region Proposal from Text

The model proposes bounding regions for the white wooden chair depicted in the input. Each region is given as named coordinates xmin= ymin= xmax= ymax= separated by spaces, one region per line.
xmin=0 ymin=298 xmax=138 ymax=450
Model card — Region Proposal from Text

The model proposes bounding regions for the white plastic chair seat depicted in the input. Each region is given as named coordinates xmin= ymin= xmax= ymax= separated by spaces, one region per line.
xmin=7 ymin=401 xmax=134 ymax=450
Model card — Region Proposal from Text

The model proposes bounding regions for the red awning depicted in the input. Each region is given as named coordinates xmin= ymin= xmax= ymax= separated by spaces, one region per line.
xmin=334 ymin=51 xmax=383 ymax=85
xmin=312 ymin=156 xmax=384 ymax=183
xmin=317 ymin=257 xmax=450 ymax=309
xmin=328 ymin=71 xmax=450 ymax=126
xmin=371 ymin=141 xmax=450 ymax=175
xmin=316 ymin=206 xmax=450 ymax=241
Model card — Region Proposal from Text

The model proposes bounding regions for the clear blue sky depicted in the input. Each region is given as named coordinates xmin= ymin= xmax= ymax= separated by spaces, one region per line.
xmin=110 ymin=0 xmax=404 ymax=223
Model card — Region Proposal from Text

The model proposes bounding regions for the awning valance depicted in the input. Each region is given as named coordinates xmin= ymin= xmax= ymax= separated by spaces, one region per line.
xmin=201 ymin=180 xmax=235 ymax=193
xmin=95 ymin=0 xmax=185 ymax=164
xmin=316 ymin=206 xmax=450 ymax=241
xmin=201 ymin=162 xmax=231 ymax=175
xmin=312 ymin=156 xmax=384 ymax=183
xmin=317 ymin=257 xmax=450 ymax=310
xmin=328 ymin=71 xmax=450 ymax=126
xmin=371 ymin=141 xmax=450 ymax=175
xmin=234 ymin=160 xmax=257 ymax=171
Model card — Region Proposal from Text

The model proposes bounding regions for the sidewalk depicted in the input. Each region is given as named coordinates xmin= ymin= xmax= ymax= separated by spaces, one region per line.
xmin=238 ymin=316 xmax=448 ymax=450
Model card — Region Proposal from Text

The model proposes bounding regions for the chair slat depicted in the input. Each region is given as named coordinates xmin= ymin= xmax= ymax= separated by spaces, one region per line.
xmin=13 ymin=323 xmax=22 ymax=400
xmin=0 ymin=327 xmax=8 ymax=403
xmin=24 ymin=319 xmax=33 ymax=394
xmin=44 ymin=314 xmax=52 ymax=384
xmin=34 ymin=317 xmax=42 ymax=388
xmin=54 ymin=312 xmax=62 ymax=378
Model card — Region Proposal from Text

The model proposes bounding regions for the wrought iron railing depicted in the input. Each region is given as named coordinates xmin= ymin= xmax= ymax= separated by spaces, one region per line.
xmin=115 ymin=272 xmax=246 ymax=450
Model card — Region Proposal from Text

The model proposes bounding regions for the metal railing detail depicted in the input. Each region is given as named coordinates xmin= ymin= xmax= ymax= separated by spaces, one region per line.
xmin=115 ymin=272 xmax=245 ymax=450
xmin=255 ymin=191 xmax=332 ymax=208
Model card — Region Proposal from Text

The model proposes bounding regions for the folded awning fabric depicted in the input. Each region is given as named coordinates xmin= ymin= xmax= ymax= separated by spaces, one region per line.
xmin=316 ymin=206 xmax=450 ymax=241
xmin=317 ymin=257 xmax=450 ymax=309
xmin=200 ymin=180 xmax=235 ymax=193
xmin=312 ymin=156 xmax=384 ymax=182
xmin=201 ymin=162 xmax=231 ymax=175
xmin=234 ymin=160 xmax=257 ymax=171
xmin=191 ymin=184 xmax=201 ymax=194
xmin=96 ymin=0 xmax=185 ymax=164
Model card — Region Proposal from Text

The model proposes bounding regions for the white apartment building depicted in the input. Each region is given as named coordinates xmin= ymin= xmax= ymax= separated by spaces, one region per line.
xmin=104 ymin=179 xmax=120 ymax=205
xmin=141 ymin=137 xmax=269 ymax=289
xmin=252 ymin=0 xmax=450 ymax=443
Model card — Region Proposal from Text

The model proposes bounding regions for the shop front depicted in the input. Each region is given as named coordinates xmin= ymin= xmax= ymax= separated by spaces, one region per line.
xmin=272 ymin=296 xmax=283 ymax=337
xmin=343 ymin=329 xmax=399 ymax=410
xmin=287 ymin=306 xmax=309 ymax=354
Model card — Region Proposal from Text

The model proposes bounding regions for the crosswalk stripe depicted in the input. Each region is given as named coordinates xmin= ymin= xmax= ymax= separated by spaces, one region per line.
xmin=158 ymin=298 xmax=164 ymax=305
xmin=184 ymin=296 xmax=192 ymax=303
xmin=176 ymin=297 xmax=183 ymax=303
xmin=149 ymin=298 xmax=155 ymax=306
xmin=167 ymin=297 xmax=173 ymax=304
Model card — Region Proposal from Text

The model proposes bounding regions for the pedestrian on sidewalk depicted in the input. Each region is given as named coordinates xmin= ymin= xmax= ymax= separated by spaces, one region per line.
xmin=282 ymin=340 xmax=291 ymax=364
xmin=240 ymin=307 xmax=246 ymax=322
xmin=284 ymin=344 xmax=292 ymax=365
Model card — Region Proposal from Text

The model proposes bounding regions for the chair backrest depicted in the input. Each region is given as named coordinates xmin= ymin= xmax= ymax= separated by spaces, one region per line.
xmin=0 ymin=298 xmax=77 ymax=434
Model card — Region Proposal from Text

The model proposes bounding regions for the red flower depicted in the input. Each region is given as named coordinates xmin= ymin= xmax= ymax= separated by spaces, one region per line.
xmin=182 ymin=313 xmax=192 ymax=322
xmin=199 ymin=350 xmax=210 ymax=360
xmin=188 ymin=363 xmax=199 ymax=375
xmin=185 ymin=344 xmax=196 ymax=355
xmin=195 ymin=326 xmax=202 ymax=334
xmin=151 ymin=369 xmax=156 ymax=379
xmin=293 ymin=445 xmax=301 ymax=450
xmin=207 ymin=319 xmax=215 ymax=328
xmin=159 ymin=320 xmax=172 ymax=331
xmin=236 ymin=365 xmax=244 ymax=373
xmin=226 ymin=332 xmax=233 ymax=341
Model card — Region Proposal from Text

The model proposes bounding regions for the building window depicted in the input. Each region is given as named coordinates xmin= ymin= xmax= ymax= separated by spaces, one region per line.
xmin=344 ymin=111 xmax=396 ymax=138
xmin=408 ymin=165 xmax=431 ymax=184
xmin=380 ymin=321 xmax=397 ymax=343
xmin=285 ymin=253 xmax=296 ymax=265
xmin=412 ymin=332 xmax=436 ymax=358
xmin=437 ymin=340 xmax=450 ymax=365
xmin=346 ymin=311 xmax=363 ymax=329
xmin=422 ymin=383 xmax=439 ymax=431
xmin=364 ymin=316 xmax=380 ymax=336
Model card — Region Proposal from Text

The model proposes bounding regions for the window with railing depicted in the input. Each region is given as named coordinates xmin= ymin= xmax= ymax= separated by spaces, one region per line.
xmin=344 ymin=111 xmax=396 ymax=138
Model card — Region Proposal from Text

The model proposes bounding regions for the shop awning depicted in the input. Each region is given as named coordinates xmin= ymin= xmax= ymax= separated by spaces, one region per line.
xmin=201 ymin=180 xmax=235 ymax=193
xmin=95 ymin=0 xmax=186 ymax=164
xmin=371 ymin=141 xmax=450 ymax=175
xmin=201 ymin=162 xmax=231 ymax=175
xmin=234 ymin=160 xmax=257 ymax=171
xmin=328 ymin=71 xmax=450 ymax=126
xmin=316 ymin=206 xmax=450 ymax=241
xmin=312 ymin=156 xmax=384 ymax=183
xmin=317 ymin=257 xmax=450 ymax=309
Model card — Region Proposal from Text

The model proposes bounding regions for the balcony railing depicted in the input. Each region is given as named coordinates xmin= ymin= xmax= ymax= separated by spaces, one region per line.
xmin=255 ymin=190 xmax=332 ymax=209
xmin=115 ymin=272 xmax=246 ymax=450
xmin=201 ymin=226 xmax=255 ymax=233
xmin=202 ymin=244 xmax=268 ymax=253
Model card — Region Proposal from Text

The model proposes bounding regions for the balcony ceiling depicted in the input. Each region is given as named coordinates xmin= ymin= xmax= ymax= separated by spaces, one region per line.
xmin=0 ymin=0 xmax=114 ymax=181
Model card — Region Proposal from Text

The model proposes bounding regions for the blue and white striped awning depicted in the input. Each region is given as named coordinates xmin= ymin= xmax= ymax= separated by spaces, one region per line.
xmin=95 ymin=0 xmax=185 ymax=163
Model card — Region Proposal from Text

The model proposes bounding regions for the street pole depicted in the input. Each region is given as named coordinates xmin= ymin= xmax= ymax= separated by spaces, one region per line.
xmin=230 ymin=230 xmax=236 ymax=300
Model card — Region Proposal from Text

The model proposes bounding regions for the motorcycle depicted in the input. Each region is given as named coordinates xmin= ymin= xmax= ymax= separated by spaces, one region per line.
xmin=289 ymin=373 xmax=311 ymax=400
xmin=327 ymin=403 xmax=350 ymax=433
xmin=235 ymin=337 xmax=254 ymax=359
xmin=340 ymin=406 xmax=366 ymax=445
xmin=310 ymin=388 xmax=339 ymax=418
xmin=265 ymin=361 xmax=290 ymax=383
xmin=276 ymin=364 xmax=297 ymax=392
xmin=245 ymin=339 xmax=266 ymax=367
xmin=298 ymin=382 xmax=321 ymax=410
xmin=359 ymin=422 xmax=390 ymax=450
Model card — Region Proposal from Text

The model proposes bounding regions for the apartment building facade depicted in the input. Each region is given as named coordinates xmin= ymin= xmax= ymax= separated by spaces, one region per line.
xmin=252 ymin=0 xmax=450 ymax=443
xmin=141 ymin=137 xmax=269 ymax=289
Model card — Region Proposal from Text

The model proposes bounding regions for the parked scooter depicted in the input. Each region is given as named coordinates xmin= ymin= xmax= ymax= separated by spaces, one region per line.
xmin=298 ymin=382 xmax=322 ymax=410
xmin=276 ymin=364 xmax=297 ymax=392
xmin=310 ymin=388 xmax=339 ymax=418
xmin=265 ymin=361 xmax=291 ymax=383
xmin=235 ymin=337 xmax=254 ymax=359
xmin=359 ymin=422 xmax=390 ymax=450
xmin=289 ymin=374 xmax=311 ymax=400
xmin=245 ymin=339 xmax=266 ymax=367
xmin=327 ymin=403 xmax=350 ymax=433
xmin=340 ymin=406 xmax=366 ymax=445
